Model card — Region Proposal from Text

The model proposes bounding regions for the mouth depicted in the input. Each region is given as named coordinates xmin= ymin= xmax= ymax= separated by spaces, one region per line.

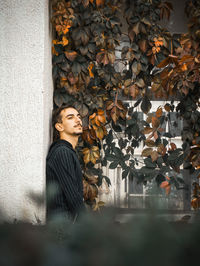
xmin=74 ymin=124 xmax=82 ymax=128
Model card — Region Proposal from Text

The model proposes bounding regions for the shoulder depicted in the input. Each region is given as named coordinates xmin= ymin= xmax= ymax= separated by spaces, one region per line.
xmin=53 ymin=145 xmax=75 ymax=159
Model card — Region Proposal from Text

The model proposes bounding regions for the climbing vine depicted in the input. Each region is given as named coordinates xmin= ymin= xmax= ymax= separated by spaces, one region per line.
xmin=51 ymin=0 xmax=200 ymax=210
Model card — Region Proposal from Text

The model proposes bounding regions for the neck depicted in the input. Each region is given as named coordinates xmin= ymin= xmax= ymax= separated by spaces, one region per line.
xmin=60 ymin=134 xmax=79 ymax=149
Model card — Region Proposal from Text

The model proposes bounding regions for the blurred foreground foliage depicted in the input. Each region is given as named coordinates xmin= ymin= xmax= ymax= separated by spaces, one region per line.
xmin=0 ymin=210 xmax=200 ymax=266
xmin=51 ymin=0 xmax=200 ymax=208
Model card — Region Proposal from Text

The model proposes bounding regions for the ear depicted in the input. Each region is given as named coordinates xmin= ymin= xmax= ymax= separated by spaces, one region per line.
xmin=55 ymin=122 xmax=64 ymax=132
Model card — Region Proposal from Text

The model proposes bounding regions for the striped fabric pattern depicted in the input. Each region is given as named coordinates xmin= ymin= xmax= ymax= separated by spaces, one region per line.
xmin=46 ymin=140 xmax=84 ymax=220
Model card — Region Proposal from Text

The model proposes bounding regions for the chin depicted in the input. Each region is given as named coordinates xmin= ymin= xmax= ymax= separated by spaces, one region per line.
xmin=74 ymin=130 xmax=83 ymax=135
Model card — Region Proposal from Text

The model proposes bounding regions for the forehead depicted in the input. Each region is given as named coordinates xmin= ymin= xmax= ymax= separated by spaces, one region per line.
xmin=60 ymin=107 xmax=80 ymax=117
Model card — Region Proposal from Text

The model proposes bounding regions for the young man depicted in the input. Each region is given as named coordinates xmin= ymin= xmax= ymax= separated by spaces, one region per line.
xmin=46 ymin=104 xmax=85 ymax=222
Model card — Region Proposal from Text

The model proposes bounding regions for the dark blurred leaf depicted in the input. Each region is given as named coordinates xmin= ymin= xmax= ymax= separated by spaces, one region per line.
xmin=141 ymin=96 xmax=152 ymax=114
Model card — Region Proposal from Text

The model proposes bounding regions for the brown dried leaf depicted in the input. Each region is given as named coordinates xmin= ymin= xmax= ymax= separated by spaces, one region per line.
xmin=151 ymin=151 xmax=159 ymax=162
xmin=64 ymin=51 xmax=78 ymax=61
xmin=142 ymin=148 xmax=153 ymax=157
xmin=145 ymin=139 xmax=155 ymax=147
xmin=143 ymin=127 xmax=153 ymax=134
xmin=139 ymin=39 xmax=148 ymax=53
xmin=152 ymin=117 xmax=160 ymax=128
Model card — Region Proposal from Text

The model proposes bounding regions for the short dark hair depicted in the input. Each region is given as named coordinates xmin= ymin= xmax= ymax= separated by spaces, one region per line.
xmin=52 ymin=103 xmax=76 ymax=141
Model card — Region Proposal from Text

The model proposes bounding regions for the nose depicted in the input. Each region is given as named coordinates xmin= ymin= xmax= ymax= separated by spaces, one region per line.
xmin=76 ymin=115 xmax=82 ymax=123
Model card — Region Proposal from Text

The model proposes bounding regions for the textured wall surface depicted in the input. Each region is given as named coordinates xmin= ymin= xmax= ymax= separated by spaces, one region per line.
xmin=0 ymin=0 xmax=53 ymax=223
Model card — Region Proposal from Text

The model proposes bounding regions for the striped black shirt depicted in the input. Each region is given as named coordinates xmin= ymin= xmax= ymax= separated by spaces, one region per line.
xmin=46 ymin=139 xmax=84 ymax=221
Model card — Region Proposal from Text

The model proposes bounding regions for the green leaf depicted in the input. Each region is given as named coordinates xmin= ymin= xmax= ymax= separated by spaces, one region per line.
xmin=175 ymin=154 xmax=184 ymax=166
xmin=74 ymin=102 xmax=89 ymax=117
xmin=122 ymin=168 xmax=129 ymax=179
xmin=106 ymin=130 xmax=113 ymax=145
xmin=124 ymin=154 xmax=130 ymax=161
xmin=163 ymin=139 xmax=168 ymax=146
xmin=127 ymin=119 xmax=136 ymax=126
xmin=54 ymin=91 xmax=64 ymax=107
xmin=106 ymin=154 xmax=117 ymax=161
xmin=109 ymin=161 xmax=119 ymax=169
xmin=113 ymin=147 xmax=123 ymax=158
xmin=72 ymin=61 xmax=82 ymax=75
xmin=163 ymin=132 xmax=173 ymax=138
xmin=144 ymin=158 xmax=156 ymax=169
xmin=134 ymin=98 xmax=142 ymax=107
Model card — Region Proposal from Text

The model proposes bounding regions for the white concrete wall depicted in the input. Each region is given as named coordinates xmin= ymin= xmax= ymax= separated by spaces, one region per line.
xmin=0 ymin=0 xmax=53 ymax=223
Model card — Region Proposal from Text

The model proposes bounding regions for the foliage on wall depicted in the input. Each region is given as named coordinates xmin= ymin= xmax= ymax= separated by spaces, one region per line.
xmin=51 ymin=0 xmax=200 ymax=209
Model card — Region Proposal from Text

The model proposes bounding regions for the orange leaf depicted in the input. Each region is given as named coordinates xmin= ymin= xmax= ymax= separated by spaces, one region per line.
xmin=157 ymin=57 xmax=170 ymax=68
xmin=52 ymin=46 xmax=58 ymax=56
xmin=181 ymin=63 xmax=187 ymax=71
xmin=152 ymin=46 xmax=160 ymax=54
xmin=152 ymin=117 xmax=160 ymax=128
xmin=165 ymin=185 xmax=171 ymax=195
xmin=156 ymin=107 xmax=163 ymax=118
xmin=93 ymin=125 xmax=107 ymax=140
xmin=96 ymin=0 xmax=104 ymax=7
xmin=160 ymin=181 xmax=169 ymax=188
xmin=88 ymin=63 xmax=94 ymax=78
xmin=63 ymin=25 xmax=71 ymax=34
xmin=62 ymin=36 xmax=69 ymax=46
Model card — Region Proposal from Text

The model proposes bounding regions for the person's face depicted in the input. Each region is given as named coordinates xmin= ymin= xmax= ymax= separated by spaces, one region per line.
xmin=55 ymin=107 xmax=82 ymax=136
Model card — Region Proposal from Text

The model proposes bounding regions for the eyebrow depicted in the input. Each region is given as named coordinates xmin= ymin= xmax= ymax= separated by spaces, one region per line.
xmin=65 ymin=113 xmax=81 ymax=118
